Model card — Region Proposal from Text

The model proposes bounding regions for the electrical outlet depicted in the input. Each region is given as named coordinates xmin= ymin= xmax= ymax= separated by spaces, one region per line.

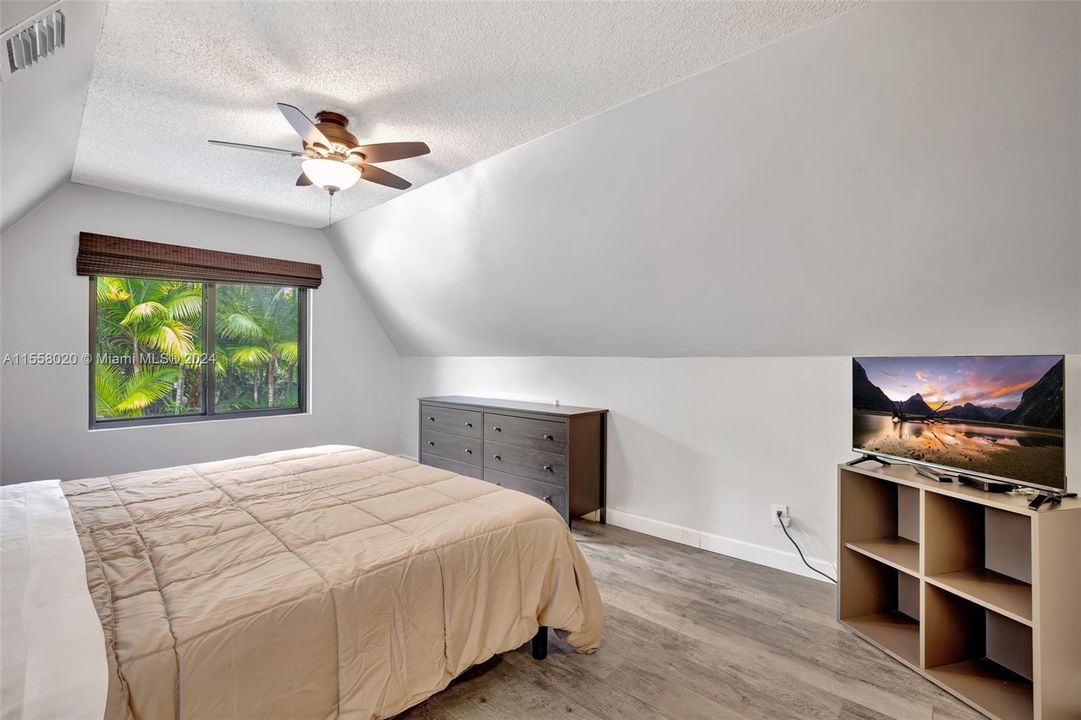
xmin=772 ymin=504 xmax=791 ymax=527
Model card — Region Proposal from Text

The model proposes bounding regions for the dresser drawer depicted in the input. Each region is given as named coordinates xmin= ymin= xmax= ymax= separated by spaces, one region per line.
xmin=420 ymin=452 xmax=483 ymax=479
xmin=420 ymin=404 xmax=482 ymax=438
xmin=421 ymin=430 xmax=482 ymax=466
xmin=484 ymin=413 xmax=567 ymax=452
xmin=484 ymin=468 xmax=567 ymax=520
xmin=484 ymin=440 xmax=566 ymax=485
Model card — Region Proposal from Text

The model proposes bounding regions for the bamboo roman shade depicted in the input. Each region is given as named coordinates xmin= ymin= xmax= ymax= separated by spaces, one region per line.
xmin=76 ymin=232 xmax=323 ymax=288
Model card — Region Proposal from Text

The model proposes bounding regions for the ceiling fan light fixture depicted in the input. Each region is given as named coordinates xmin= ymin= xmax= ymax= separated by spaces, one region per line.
xmin=301 ymin=158 xmax=361 ymax=193
xmin=210 ymin=103 xmax=428 ymax=196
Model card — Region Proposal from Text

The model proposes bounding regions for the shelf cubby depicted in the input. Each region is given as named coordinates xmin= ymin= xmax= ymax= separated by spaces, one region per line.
xmin=839 ymin=548 xmax=920 ymax=665
xmin=839 ymin=470 xmax=920 ymax=575
xmin=924 ymin=584 xmax=1033 ymax=720
xmin=924 ymin=492 xmax=1032 ymax=624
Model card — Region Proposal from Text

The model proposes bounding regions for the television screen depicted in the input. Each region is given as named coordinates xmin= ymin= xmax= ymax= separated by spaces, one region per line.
xmin=852 ymin=355 xmax=1066 ymax=491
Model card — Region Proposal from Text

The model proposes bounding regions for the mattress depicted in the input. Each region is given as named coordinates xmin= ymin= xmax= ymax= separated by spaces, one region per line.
xmin=1 ymin=480 xmax=108 ymax=720
xmin=50 ymin=445 xmax=603 ymax=720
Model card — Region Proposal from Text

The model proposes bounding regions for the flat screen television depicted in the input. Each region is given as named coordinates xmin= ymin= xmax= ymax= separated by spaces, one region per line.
xmin=852 ymin=355 xmax=1066 ymax=492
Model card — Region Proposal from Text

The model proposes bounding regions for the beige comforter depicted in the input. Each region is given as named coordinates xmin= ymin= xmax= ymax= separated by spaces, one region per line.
xmin=62 ymin=445 xmax=603 ymax=720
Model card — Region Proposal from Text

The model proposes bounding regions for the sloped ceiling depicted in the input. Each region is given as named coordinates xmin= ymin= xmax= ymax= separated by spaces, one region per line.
xmin=70 ymin=1 xmax=862 ymax=228
xmin=327 ymin=1 xmax=1081 ymax=358
xmin=0 ymin=0 xmax=106 ymax=232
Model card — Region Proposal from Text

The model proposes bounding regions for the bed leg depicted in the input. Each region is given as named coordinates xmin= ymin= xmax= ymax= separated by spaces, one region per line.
xmin=531 ymin=626 xmax=548 ymax=660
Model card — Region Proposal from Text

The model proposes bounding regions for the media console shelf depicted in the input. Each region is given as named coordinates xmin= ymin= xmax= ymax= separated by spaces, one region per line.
xmin=838 ymin=462 xmax=1081 ymax=720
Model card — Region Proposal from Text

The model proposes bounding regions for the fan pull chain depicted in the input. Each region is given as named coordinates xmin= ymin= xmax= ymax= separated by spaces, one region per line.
xmin=328 ymin=192 xmax=333 ymax=227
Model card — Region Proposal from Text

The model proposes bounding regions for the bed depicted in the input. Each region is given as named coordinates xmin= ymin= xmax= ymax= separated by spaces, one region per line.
xmin=2 ymin=445 xmax=603 ymax=720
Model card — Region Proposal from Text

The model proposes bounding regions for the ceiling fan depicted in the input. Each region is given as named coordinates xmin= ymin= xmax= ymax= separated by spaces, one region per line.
xmin=209 ymin=103 xmax=430 ymax=195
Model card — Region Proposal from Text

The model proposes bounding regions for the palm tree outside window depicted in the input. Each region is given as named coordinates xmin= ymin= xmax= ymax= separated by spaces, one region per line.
xmin=90 ymin=276 xmax=306 ymax=427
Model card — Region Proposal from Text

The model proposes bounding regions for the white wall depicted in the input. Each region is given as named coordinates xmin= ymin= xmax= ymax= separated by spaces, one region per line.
xmin=0 ymin=0 xmax=107 ymax=232
xmin=0 ymin=183 xmax=400 ymax=483
xmin=401 ymin=355 xmax=1081 ymax=581
xmin=334 ymin=2 xmax=1081 ymax=579
xmin=328 ymin=1 xmax=1081 ymax=358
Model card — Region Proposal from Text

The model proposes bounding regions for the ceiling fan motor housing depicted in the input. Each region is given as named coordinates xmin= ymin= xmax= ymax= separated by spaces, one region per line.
xmin=312 ymin=111 xmax=359 ymax=155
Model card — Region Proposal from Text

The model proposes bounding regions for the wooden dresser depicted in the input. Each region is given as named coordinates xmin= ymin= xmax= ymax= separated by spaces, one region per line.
xmin=418 ymin=396 xmax=607 ymax=524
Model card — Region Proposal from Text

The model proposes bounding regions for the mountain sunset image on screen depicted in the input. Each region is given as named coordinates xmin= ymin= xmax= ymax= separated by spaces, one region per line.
xmin=852 ymin=355 xmax=1065 ymax=490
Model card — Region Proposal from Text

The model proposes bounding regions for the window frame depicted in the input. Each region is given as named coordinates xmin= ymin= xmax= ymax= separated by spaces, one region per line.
xmin=88 ymin=276 xmax=308 ymax=429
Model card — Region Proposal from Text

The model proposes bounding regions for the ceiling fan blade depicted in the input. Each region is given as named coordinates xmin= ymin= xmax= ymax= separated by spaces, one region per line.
xmin=296 ymin=172 xmax=312 ymax=186
xmin=277 ymin=103 xmax=332 ymax=149
xmin=354 ymin=141 xmax=430 ymax=163
xmin=359 ymin=164 xmax=412 ymax=190
xmin=208 ymin=140 xmax=302 ymax=157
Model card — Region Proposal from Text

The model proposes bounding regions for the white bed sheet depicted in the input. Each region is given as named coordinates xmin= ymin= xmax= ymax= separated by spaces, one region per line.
xmin=1 ymin=480 xmax=106 ymax=720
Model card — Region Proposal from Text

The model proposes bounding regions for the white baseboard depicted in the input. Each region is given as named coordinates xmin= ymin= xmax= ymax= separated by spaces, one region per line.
xmin=605 ymin=509 xmax=837 ymax=583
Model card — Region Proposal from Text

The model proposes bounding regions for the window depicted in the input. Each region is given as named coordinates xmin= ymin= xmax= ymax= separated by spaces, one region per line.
xmin=90 ymin=276 xmax=307 ymax=427
xmin=214 ymin=283 xmax=302 ymax=412
xmin=78 ymin=232 xmax=320 ymax=427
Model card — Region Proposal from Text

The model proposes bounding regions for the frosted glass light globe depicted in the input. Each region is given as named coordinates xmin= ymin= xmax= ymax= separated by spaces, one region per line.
xmin=301 ymin=158 xmax=361 ymax=193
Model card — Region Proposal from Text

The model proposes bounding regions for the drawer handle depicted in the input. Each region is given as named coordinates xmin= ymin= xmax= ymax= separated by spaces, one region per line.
xmin=542 ymin=496 xmax=552 ymax=504
xmin=543 ymin=433 xmax=553 ymax=440
xmin=427 ymin=441 xmax=435 ymax=446
xmin=493 ymin=426 xmax=502 ymax=432
xmin=492 ymin=454 xmax=502 ymax=461
xmin=465 ymin=449 xmax=473 ymax=455
xmin=543 ymin=464 xmax=553 ymax=472
xmin=466 ymin=422 xmax=473 ymax=428
xmin=427 ymin=416 xmax=434 ymax=422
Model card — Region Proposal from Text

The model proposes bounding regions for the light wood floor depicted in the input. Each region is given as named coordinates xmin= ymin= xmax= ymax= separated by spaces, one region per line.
xmin=401 ymin=522 xmax=983 ymax=720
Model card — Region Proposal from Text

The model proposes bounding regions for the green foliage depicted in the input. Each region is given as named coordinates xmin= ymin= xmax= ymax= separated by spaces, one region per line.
xmin=113 ymin=366 xmax=180 ymax=414
xmin=215 ymin=284 xmax=299 ymax=411
xmin=93 ymin=277 xmax=301 ymax=420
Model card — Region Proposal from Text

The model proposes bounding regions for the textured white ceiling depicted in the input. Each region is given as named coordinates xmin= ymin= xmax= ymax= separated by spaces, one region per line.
xmin=71 ymin=1 xmax=862 ymax=228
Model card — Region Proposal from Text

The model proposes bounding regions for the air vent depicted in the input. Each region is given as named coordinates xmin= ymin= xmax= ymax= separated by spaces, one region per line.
xmin=2 ymin=2 xmax=65 ymax=81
